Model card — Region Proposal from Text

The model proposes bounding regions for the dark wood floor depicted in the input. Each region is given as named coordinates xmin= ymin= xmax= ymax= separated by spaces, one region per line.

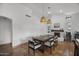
xmin=0 ymin=41 xmax=75 ymax=56
xmin=12 ymin=41 xmax=75 ymax=56
xmin=0 ymin=43 xmax=12 ymax=56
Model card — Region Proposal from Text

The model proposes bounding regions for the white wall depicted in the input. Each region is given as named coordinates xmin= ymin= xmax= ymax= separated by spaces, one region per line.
xmin=51 ymin=14 xmax=66 ymax=30
xmin=71 ymin=13 xmax=79 ymax=33
xmin=71 ymin=13 xmax=79 ymax=32
xmin=0 ymin=4 xmax=47 ymax=47
xmin=0 ymin=16 xmax=12 ymax=45
xmin=50 ymin=13 xmax=79 ymax=38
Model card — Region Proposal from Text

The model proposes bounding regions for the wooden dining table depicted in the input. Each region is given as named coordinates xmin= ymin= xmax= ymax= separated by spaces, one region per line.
xmin=32 ymin=35 xmax=54 ymax=53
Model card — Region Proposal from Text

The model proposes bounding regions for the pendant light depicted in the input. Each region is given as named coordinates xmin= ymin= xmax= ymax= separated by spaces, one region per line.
xmin=40 ymin=4 xmax=47 ymax=24
xmin=47 ymin=7 xmax=52 ymax=24
xmin=47 ymin=19 xmax=52 ymax=24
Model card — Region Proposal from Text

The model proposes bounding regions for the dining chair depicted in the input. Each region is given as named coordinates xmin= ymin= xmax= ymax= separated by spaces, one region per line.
xmin=66 ymin=32 xmax=71 ymax=41
xmin=28 ymin=40 xmax=41 ymax=55
xmin=44 ymin=37 xmax=56 ymax=54
xmin=57 ymin=32 xmax=64 ymax=42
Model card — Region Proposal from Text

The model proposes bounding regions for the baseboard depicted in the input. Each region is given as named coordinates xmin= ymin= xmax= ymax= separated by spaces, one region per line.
xmin=0 ymin=43 xmax=12 ymax=47
xmin=13 ymin=42 xmax=28 ymax=49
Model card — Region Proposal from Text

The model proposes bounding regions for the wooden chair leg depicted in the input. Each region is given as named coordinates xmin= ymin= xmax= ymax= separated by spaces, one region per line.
xmin=50 ymin=47 xmax=52 ymax=55
xmin=42 ymin=42 xmax=45 ymax=56
xmin=28 ymin=47 xmax=29 ymax=55
xmin=33 ymin=49 xmax=35 ymax=56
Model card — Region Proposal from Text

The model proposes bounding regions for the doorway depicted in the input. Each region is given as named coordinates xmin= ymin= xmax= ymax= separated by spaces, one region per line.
xmin=0 ymin=16 xmax=12 ymax=56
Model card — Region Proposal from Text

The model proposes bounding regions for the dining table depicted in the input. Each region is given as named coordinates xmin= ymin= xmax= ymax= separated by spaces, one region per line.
xmin=32 ymin=35 xmax=54 ymax=54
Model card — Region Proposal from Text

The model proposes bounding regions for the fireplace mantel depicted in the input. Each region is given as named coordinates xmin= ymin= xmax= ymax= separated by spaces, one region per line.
xmin=51 ymin=29 xmax=64 ymax=37
xmin=51 ymin=29 xmax=64 ymax=33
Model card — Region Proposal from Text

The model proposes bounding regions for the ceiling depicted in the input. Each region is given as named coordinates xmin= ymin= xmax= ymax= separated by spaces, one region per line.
xmin=1 ymin=3 xmax=79 ymax=18
xmin=14 ymin=3 xmax=79 ymax=17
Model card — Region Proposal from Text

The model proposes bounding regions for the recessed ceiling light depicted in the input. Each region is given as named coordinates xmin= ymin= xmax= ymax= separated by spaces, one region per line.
xmin=48 ymin=11 xmax=51 ymax=14
xmin=59 ymin=9 xmax=63 ymax=13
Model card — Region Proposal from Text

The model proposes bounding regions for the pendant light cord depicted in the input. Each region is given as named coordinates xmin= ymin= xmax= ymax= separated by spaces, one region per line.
xmin=42 ymin=4 xmax=44 ymax=16
xmin=43 ymin=4 xmax=44 ymax=16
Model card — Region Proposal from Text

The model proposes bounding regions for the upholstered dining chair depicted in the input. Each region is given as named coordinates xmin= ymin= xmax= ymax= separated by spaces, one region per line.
xmin=28 ymin=39 xmax=41 ymax=55
xmin=44 ymin=37 xmax=57 ymax=54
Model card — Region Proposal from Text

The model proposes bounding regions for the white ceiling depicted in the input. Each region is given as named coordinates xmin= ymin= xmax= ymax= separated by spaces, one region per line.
xmin=1 ymin=3 xmax=79 ymax=17
xmin=7 ymin=3 xmax=79 ymax=17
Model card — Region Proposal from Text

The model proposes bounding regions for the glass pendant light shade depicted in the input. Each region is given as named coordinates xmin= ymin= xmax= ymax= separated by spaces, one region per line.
xmin=47 ymin=19 xmax=52 ymax=24
xmin=40 ymin=16 xmax=47 ymax=24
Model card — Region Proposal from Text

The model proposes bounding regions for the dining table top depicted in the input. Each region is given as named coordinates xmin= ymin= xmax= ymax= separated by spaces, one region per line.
xmin=32 ymin=35 xmax=54 ymax=42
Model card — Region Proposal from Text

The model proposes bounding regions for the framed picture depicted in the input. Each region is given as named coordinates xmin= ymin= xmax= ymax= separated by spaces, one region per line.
xmin=54 ymin=23 xmax=60 ymax=28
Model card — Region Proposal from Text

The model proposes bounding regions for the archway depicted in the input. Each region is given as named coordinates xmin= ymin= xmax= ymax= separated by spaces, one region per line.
xmin=0 ymin=16 xmax=12 ymax=56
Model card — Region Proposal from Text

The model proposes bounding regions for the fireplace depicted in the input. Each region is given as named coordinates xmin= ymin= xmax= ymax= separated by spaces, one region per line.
xmin=54 ymin=32 xmax=60 ymax=37
xmin=51 ymin=30 xmax=64 ymax=37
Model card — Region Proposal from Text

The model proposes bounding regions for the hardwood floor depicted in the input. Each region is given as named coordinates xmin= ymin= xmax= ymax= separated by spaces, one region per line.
xmin=12 ymin=43 xmax=28 ymax=56
xmin=0 ymin=41 xmax=74 ymax=56
xmin=12 ymin=41 xmax=75 ymax=56
xmin=0 ymin=43 xmax=12 ymax=56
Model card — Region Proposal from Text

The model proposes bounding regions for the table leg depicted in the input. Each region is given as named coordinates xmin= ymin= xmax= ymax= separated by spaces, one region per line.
xmin=41 ymin=42 xmax=45 ymax=55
